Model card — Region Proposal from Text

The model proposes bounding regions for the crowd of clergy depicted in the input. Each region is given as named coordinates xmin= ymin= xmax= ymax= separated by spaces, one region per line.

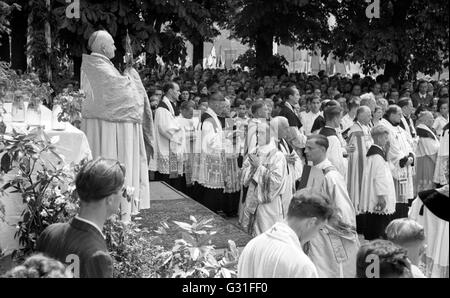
xmin=148 ymin=70 xmax=449 ymax=279
xmin=8 ymin=30 xmax=446 ymax=279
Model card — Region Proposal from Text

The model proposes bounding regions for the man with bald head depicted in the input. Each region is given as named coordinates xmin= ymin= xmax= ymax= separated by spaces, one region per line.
xmin=415 ymin=111 xmax=440 ymax=195
xmin=346 ymin=106 xmax=373 ymax=232
xmin=81 ymin=30 xmax=153 ymax=222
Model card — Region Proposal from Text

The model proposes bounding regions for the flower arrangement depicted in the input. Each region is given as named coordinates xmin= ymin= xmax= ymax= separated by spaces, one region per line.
xmin=0 ymin=128 xmax=84 ymax=259
xmin=54 ymin=90 xmax=85 ymax=129
xmin=105 ymin=215 xmax=240 ymax=278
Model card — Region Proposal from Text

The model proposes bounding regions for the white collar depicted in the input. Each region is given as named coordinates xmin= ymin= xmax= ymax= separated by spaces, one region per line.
xmin=75 ymin=216 xmax=106 ymax=239
xmin=372 ymin=143 xmax=384 ymax=151
xmin=285 ymin=102 xmax=294 ymax=112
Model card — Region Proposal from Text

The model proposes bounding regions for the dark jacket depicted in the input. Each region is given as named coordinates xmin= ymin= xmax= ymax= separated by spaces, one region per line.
xmin=410 ymin=92 xmax=433 ymax=108
xmin=36 ymin=217 xmax=113 ymax=278
xmin=278 ymin=103 xmax=302 ymax=129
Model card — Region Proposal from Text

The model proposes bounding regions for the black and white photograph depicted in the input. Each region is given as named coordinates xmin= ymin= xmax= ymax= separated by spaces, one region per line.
xmin=0 ymin=0 xmax=448 ymax=283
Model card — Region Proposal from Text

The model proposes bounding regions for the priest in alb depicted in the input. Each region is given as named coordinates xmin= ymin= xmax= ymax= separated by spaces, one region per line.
xmin=380 ymin=105 xmax=415 ymax=219
xmin=303 ymin=135 xmax=359 ymax=278
xmin=150 ymin=82 xmax=186 ymax=191
xmin=80 ymin=30 xmax=153 ymax=222
xmin=319 ymin=105 xmax=349 ymax=181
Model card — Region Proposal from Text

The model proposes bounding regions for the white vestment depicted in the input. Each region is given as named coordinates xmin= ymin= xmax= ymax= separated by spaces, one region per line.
xmin=80 ymin=53 xmax=150 ymax=222
xmin=301 ymin=111 xmax=321 ymax=136
xmin=347 ymin=122 xmax=372 ymax=211
xmin=380 ymin=118 xmax=415 ymax=202
xmin=191 ymin=108 xmax=224 ymax=189
xmin=149 ymin=97 xmax=184 ymax=175
xmin=433 ymin=125 xmax=449 ymax=185
xmin=238 ymin=222 xmax=318 ymax=278
xmin=415 ymin=124 xmax=439 ymax=194
xmin=240 ymin=139 xmax=288 ymax=236
xmin=277 ymin=138 xmax=303 ymax=215
xmin=321 ymin=127 xmax=348 ymax=181
xmin=409 ymin=186 xmax=449 ymax=278
xmin=359 ymin=145 xmax=396 ymax=214
xmin=306 ymin=159 xmax=359 ymax=278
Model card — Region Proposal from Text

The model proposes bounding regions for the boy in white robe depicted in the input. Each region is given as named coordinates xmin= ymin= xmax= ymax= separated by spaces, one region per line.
xmin=238 ymin=190 xmax=334 ymax=278
xmin=359 ymin=125 xmax=396 ymax=240
xmin=304 ymin=135 xmax=359 ymax=278
xmin=433 ymin=123 xmax=449 ymax=187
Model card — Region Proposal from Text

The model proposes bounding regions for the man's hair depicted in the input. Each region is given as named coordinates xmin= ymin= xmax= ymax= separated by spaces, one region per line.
xmin=397 ymin=98 xmax=412 ymax=109
xmin=75 ymin=157 xmax=125 ymax=203
xmin=356 ymin=240 xmax=412 ymax=278
xmin=3 ymin=254 xmax=71 ymax=278
xmin=251 ymin=100 xmax=266 ymax=115
xmin=385 ymin=218 xmax=425 ymax=246
xmin=287 ymin=190 xmax=334 ymax=222
xmin=324 ymin=105 xmax=342 ymax=122
xmin=307 ymin=134 xmax=329 ymax=150
xmin=180 ymin=100 xmax=195 ymax=111
xmin=307 ymin=96 xmax=321 ymax=104
xmin=437 ymin=97 xmax=449 ymax=112
xmin=417 ymin=110 xmax=434 ymax=124
xmin=279 ymin=87 xmax=296 ymax=101
xmin=385 ymin=105 xmax=401 ymax=119
xmin=208 ymin=91 xmax=225 ymax=103
xmin=347 ymin=99 xmax=360 ymax=111
xmin=371 ymin=124 xmax=389 ymax=138
xmin=356 ymin=106 xmax=370 ymax=119
xmin=163 ymin=82 xmax=175 ymax=94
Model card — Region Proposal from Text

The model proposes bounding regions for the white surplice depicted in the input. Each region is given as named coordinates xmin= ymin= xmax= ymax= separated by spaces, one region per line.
xmin=238 ymin=222 xmax=318 ymax=278
xmin=240 ymin=139 xmax=288 ymax=236
xmin=306 ymin=159 xmax=359 ymax=278
xmin=191 ymin=108 xmax=224 ymax=189
xmin=380 ymin=118 xmax=415 ymax=202
xmin=149 ymin=96 xmax=184 ymax=175
xmin=301 ymin=111 xmax=321 ymax=136
xmin=322 ymin=127 xmax=348 ymax=181
xmin=359 ymin=145 xmax=396 ymax=214
xmin=409 ymin=186 xmax=449 ymax=278
xmin=433 ymin=126 xmax=449 ymax=185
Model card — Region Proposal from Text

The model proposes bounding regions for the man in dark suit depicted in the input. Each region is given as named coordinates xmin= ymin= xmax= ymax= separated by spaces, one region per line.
xmin=278 ymin=87 xmax=302 ymax=129
xmin=411 ymin=80 xmax=433 ymax=108
xmin=36 ymin=158 xmax=125 ymax=278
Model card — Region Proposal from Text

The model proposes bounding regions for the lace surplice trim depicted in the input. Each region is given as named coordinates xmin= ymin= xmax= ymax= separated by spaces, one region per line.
xmin=155 ymin=153 xmax=184 ymax=175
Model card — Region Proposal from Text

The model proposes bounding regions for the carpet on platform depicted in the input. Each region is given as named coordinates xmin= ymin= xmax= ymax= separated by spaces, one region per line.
xmin=135 ymin=181 xmax=251 ymax=250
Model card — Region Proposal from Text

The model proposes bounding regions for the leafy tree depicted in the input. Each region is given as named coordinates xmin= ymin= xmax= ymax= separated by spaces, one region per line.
xmin=52 ymin=0 xmax=225 ymax=80
xmin=234 ymin=49 xmax=288 ymax=76
xmin=227 ymin=0 xmax=336 ymax=76
xmin=323 ymin=0 xmax=449 ymax=81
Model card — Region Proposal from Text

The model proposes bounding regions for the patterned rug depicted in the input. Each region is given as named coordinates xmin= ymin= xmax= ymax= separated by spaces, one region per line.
xmin=135 ymin=182 xmax=252 ymax=250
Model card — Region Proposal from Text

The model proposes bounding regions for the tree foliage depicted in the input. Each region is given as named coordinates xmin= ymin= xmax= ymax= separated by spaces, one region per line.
xmin=0 ymin=1 xmax=21 ymax=38
xmin=323 ymin=0 xmax=449 ymax=80
xmin=227 ymin=0 xmax=337 ymax=76
xmin=52 ymin=0 xmax=224 ymax=67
